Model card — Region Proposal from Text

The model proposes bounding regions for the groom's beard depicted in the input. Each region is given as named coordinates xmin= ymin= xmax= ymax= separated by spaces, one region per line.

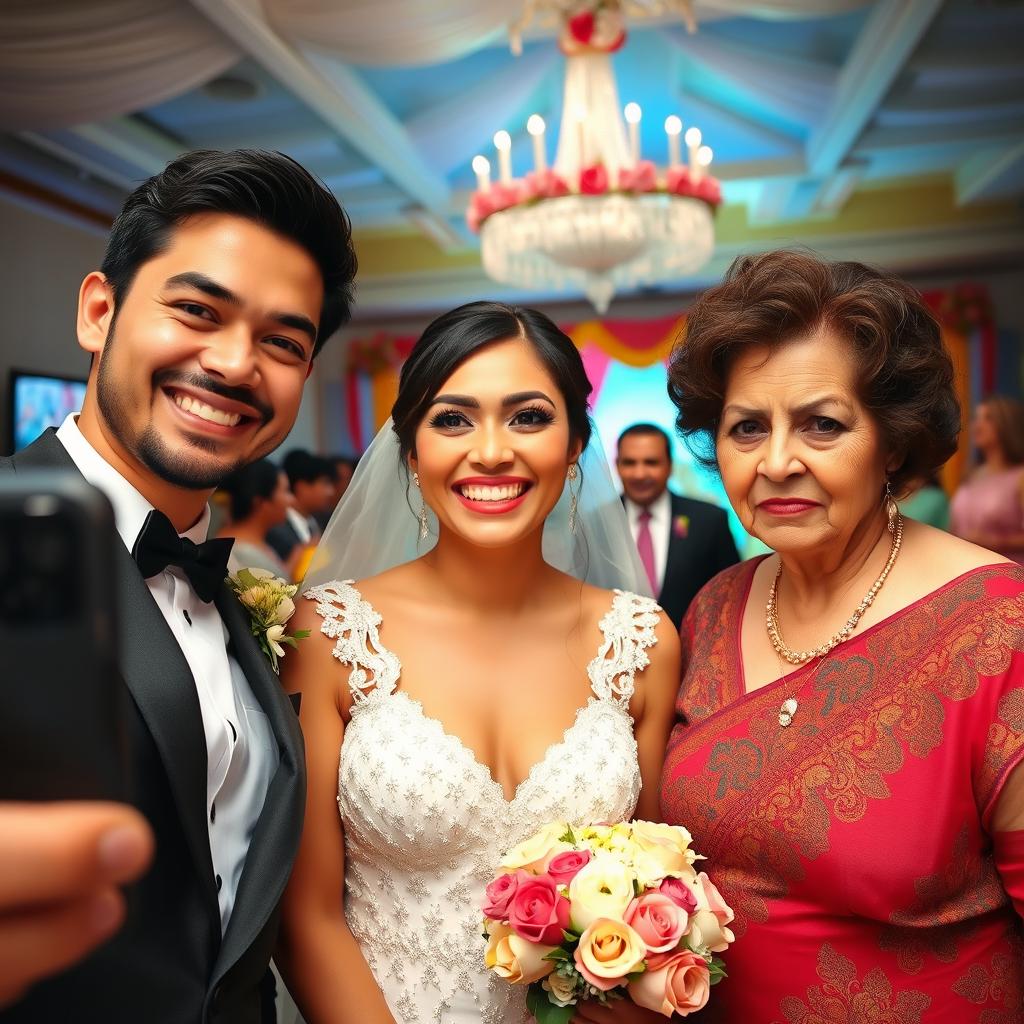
xmin=95 ymin=331 xmax=266 ymax=491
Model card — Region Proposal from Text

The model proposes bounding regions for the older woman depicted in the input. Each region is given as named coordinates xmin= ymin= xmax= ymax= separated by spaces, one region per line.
xmin=659 ymin=252 xmax=1024 ymax=1023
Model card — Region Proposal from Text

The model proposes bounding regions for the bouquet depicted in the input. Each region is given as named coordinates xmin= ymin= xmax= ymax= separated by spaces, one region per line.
xmin=482 ymin=821 xmax=733 ymax=1022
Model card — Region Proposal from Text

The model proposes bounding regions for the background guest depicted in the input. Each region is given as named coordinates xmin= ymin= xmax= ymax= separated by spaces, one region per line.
xmin=660 ymin=250 xmax=1024 ymax=1024
xmin=267 ymin=450 xmax=335 ymax=565
xmin=315 ymin=453 xmax=359 ymax=531
xmin=951 ymin=395 xmax=1024 ymax=562
xmin=616 ymin=422 xmax=739 ymax=629
xmin=900 ymin=474 xmax=950 ymax=530
xmin=218 ymin=459 xmax=295 ymax=578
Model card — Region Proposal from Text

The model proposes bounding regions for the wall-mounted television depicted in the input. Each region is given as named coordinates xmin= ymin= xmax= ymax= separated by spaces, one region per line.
xmin=8 ymin=370 xmax=87 ymax=452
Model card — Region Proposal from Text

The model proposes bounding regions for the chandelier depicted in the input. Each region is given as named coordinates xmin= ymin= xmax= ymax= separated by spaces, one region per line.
xmin=467 ymin=1 xmax=720 ymax=314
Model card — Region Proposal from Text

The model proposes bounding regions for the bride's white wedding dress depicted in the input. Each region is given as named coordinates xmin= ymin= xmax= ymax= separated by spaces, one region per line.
xmin=304 ymin=580 xmax=661 ymax=1024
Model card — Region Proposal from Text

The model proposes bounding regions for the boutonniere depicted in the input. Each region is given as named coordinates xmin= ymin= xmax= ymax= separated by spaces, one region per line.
xmin=673 ymin=514 xmax=691 ymax=539
xmin=226 ymin=568 xmax=310 ymax=673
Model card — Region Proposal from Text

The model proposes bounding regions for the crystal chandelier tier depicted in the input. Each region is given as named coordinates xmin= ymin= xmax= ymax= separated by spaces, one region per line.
xmin=467 ymin=1 xmax=719 ymax=313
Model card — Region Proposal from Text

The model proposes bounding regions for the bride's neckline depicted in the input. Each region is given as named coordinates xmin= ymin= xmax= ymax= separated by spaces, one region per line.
xmin=343 ymin=583 xmax=632 ymax=804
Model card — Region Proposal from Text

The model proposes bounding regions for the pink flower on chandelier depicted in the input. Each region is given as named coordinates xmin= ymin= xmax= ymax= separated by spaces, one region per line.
xmin=579 ymin=164 xmax=610 ymax=195
xmin=524 ymin=169 xmax=571 ymax=201
xmin=618 ymin=160 xmax=658 ymax=194
xmin=561 ymin=3 xmax=627 ymax=56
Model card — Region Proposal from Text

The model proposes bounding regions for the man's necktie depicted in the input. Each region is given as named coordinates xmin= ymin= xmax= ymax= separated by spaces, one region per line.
xmin=636 ymin=508 xmax=659 ymax=595
xmin=132 ymin=509 xmax=234 ymax=603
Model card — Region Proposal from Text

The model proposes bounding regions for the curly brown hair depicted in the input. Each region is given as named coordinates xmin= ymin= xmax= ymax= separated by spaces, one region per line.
xmin=667 ymin=249 xmax=961 ymax=495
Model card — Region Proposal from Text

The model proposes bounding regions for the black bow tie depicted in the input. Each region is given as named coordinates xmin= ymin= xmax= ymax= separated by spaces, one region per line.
xmin=132 ymin=509 xmax=234 ymax=603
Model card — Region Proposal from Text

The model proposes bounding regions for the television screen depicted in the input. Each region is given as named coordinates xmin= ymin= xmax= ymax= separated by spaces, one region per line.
xmin=10 ymin=371 xmax=87 ymax=452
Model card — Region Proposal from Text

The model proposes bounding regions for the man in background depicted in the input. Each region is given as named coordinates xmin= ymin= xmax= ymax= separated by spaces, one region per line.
xmin=315 ymin=453 xmax=359 ymax=531
xmin=617 ymin=423 xmax=740 ymax=629
xmin=267 ymin=450 xmax=335 ymax=564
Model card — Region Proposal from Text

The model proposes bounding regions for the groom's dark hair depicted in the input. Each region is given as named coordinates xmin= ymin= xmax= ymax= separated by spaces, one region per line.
xmin=100 ymin=149 xmax=357 ymax=354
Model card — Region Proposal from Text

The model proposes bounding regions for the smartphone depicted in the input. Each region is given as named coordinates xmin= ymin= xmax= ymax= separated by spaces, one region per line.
xmin=0 ymin=470 xmax=128 ymax=802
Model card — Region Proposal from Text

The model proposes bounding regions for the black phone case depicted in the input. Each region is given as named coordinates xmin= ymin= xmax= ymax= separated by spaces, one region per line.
xmin=0 ymin=470 xmax=129 ymax=802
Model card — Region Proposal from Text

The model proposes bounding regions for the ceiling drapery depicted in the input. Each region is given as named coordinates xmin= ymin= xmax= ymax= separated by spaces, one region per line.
xmin=0 ymin=0 xmax=870 ymax=131
xmin=0 ymin=0 xmax=237 ymax=130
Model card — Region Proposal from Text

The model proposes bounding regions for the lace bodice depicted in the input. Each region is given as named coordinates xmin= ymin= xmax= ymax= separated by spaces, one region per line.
xmin=304 ymin=581 xmax=661 ymax=1024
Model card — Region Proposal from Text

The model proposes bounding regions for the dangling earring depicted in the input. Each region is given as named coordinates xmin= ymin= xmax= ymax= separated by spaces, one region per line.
xmin=567 ymin=463 xmax=579 ymax=533
xmin=884 ymin=479 xmax=898 ymax=534
xmin=413 ymin=471 xmax=429 ymax=541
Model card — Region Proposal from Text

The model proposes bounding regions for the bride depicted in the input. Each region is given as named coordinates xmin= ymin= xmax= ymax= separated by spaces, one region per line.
xmin=276 ymin=302 xmax=680 ymax=1023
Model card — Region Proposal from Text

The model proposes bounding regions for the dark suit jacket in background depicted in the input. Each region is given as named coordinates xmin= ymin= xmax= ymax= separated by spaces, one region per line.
xmin=645 ymin=492 xmax=741 ymax=630
xmin=0 ymin=430 xmax=306 ymax=1024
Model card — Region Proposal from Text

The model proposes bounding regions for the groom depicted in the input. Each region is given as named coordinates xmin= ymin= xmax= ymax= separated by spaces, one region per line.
xmin=0 ymin=149 xmax=356 ymax=1022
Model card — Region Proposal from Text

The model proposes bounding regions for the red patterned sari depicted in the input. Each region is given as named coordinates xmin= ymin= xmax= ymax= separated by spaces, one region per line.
xmin=661 ymin=559 xmax=1024 ymax=1023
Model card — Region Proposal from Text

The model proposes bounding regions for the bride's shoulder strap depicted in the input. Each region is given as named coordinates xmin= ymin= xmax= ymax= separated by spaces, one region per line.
xmin=301 ymin=580 xmax=400 ymax=707
xmin=587 ymin=589 xmax=663 ymax=707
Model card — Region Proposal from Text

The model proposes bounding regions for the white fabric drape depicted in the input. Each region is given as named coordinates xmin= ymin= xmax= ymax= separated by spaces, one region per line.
xmin=0 ymin=0 xmax=239 ymax=130
xmin=264 ymin=0 xmax=510 ymax=67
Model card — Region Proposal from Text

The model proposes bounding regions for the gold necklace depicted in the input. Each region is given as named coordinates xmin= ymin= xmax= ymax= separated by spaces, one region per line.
xmin=767 ymin=511 xmax=904 ymax=668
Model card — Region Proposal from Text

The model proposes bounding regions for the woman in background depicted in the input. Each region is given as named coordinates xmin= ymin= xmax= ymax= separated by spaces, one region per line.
xmin=661 ymin=250 xmax=1024 ymax=1023
xmin=900 ymin=474 xmax=950 ymax=530
xmin=218 ymin=458 xmax=294 ymax=577
xmin=951 ymin=395 xmax=1024 ymax=562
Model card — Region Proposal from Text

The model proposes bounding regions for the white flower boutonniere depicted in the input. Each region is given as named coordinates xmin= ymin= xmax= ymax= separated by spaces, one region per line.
xmin=226 ymin=568 xmax=310 ymax=673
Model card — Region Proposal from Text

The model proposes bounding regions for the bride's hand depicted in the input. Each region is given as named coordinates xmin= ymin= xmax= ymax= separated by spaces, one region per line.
xmin=573 ymin=997 xmax=670 ymax=1022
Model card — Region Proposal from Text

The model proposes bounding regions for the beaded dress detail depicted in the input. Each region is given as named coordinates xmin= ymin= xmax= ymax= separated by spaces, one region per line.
xmin=304 ymin=581 xmax=660 ymax=1024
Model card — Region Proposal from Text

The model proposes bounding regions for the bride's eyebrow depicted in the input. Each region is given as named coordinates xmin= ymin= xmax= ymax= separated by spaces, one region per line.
xmin=429 ymin=391 xmax=555 ymax=408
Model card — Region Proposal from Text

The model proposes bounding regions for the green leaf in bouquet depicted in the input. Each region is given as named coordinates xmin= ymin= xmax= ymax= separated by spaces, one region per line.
xmin=542 ymin=947 xmax=570 ymax=962
xmin=558 ymin=825 xmax=577 ymax=845
xmin=561 ymin=929 xmax=580 ymax=944
xmin=293 ymin=629 xmax=311 ymax=640
xmin=526 ymin=983 xmax=575 ymax=1024
xmin=708 ymin=958 xmax=728 ymax=985
xmin=626 ymin=964 xmax=647 ymax=981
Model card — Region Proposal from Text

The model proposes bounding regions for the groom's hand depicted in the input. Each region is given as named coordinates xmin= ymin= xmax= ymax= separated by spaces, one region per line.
xmin=0 ymin=802 xmax=154 ymax=1007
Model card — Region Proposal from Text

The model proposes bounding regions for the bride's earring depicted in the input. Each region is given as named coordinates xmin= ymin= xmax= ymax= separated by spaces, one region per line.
xmin=884 ymin=479 xmax=898 ymax=534
xmin=413 ymin=471 xmax=429 ymax=541
xmin=567 ymin=463 xmax=579 ymax=533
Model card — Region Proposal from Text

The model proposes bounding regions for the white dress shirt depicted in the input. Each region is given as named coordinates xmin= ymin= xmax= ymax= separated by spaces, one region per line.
xmin=56 ymin=415 xmax=278 ymax=932
xmin=625 ymin=489 xmax=672 ymax=595
xmin=284 ymin=505 xmax=318 ymax=545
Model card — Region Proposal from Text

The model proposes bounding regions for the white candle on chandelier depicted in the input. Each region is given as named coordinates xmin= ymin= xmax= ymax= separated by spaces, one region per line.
xmin=472 ymin=154 xmax=491 ymax=193
xmin=696 ymin=145 xmax=713 ymax=184
xmin=574 ymin=105 xmax=588 ymax=166
xmin=493 ymin=130 xmax=512 ymax=184
xmin=665 ymin=115 xmax=682 ymax=168
xmin=527 ymin=114 xmax=547 ymax=173
xmin=685 ymin=127 xmax=702 ymax=178
xmin=624 ymin=102 xmax=642 ymax=165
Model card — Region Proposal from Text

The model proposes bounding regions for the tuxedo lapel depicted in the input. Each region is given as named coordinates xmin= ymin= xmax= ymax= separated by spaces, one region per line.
xmin=212 ymin=587 xmax=305 ymax=984
xmin=11 ymin=432 xmax=220 ymax=918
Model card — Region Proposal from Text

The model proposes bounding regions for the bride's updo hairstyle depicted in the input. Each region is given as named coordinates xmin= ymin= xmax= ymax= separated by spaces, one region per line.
xmin=391 ymin=301 xmax=593 ymax=464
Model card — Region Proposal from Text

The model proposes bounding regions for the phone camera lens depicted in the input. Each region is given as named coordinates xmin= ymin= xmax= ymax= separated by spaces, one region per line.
xmin=22 ymin=520 xmax=69 ymax=576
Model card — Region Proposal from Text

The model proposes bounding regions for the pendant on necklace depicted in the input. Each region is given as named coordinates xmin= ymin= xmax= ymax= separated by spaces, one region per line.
xmin=778 ymin=697 xmax=798 ymax=728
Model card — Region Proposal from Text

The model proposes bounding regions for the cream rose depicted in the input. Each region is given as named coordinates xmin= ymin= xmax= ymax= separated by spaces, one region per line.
xmin=541 ymin=971 xmax=578 ymax=1007
xmin=688 ymin=872 xmax=735 ymax=954
xmin=568 ymin=856 xmax=635 ymax=932
xmin=272 ymin=594 xmax=296 ymax=625
xmin=573 ymin=917 xmax=646 ymax=991
xmin=484 ymin=922 xmax=556 ymax=984
xmin=499 ymin=822 xmax=571 ymax=874
xmin=630 ymin=820 xmax=697 ymax=881
xmin=265 ymin=624 xmax=287 ymax=660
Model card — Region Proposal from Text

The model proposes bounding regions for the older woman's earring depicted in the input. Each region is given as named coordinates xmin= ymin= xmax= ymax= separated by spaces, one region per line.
xmin=413 ymin=472 xmax=429 ymax=541
xmin=885 ymin=480 xmax=898 ymax=534
xmin=568 ymin=464 xmax=579 ymax=533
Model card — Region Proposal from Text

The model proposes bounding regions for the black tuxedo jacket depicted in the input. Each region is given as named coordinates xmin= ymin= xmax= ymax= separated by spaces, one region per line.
xmin=266 ymin=515 xmax=315 ymax=564
xmin=629 ymin=491 xmax=740 ymax=630
xmin=0 ymin=430 xmax=306 ymax=1024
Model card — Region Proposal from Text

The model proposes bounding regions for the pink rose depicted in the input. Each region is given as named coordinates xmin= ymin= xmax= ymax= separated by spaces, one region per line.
xmin=690 ymin=872 xmax=735 ymax=953
xmin=547 ymin=849 xmax=591 ymax=886
xmin=658 ymin=876 xmax=697 ymax=915
xmin=667 ymin=166 xmax=694 ymax=196
xmin=508 ymin=874 xmax=570 ymax=946
xmin=618 ymin=160 xmax=658 ymax=193
xmin=482 ymin=871 xmax=522 ymax=921
xmin=695 ymin=176 xmax=721 ymax=206
xmin=524 ymin=168 xmax=570 ymax=201
xmin=466 ymin=182 xmax=524 ymax=232
xmin=629 ymin=949 xmax=710 ymax=1017
xmin=624 ymin=891 xmax=688 ymax=954
xmin=579 ymin=164 xmax=609 ymax=195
